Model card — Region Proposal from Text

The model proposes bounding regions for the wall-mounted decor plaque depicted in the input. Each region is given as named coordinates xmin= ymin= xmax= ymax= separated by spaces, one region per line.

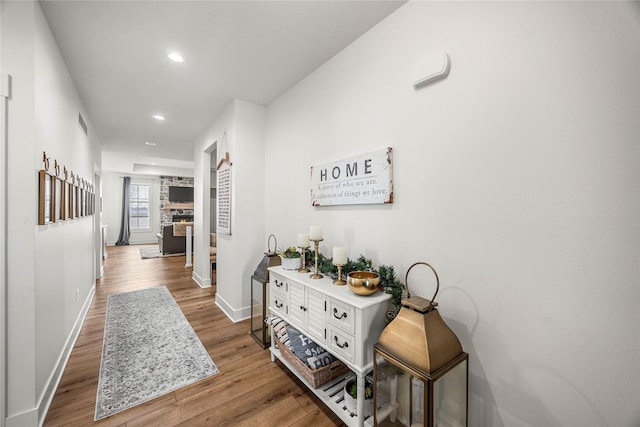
xmin=310 ymin=147 xmax=393 ymax=207
xmin=217 ymin=152 xmax=232 ymax=235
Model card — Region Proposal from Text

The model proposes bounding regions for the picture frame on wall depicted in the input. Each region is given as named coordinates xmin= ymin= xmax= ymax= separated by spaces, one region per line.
xmin=80 ymin=188 xmax=84 ymax=217
xmin=83 ymin=189 xmax=87 ymax=216
xmin=53 ymin=177 xmax=62 ymax=222
xmin=38 ymin=170 xmax=53 ymax=225
xmin=68 ymin=182 xmax=75 ymax=219
xmin=75 ymin=186 xmax=81 ymax=217
xmin=59 ymin=178 xmax=67 ymax=220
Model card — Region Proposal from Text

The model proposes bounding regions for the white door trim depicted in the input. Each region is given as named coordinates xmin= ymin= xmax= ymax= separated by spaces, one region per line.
xmin=0 ymin=72 xmax=13 ymax=427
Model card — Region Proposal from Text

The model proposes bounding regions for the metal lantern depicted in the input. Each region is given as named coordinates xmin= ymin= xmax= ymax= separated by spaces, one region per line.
xmin=250 ymin=234 xmax=281 ymax=348
xmin=373 ymin=262 xmax=468 ymax=427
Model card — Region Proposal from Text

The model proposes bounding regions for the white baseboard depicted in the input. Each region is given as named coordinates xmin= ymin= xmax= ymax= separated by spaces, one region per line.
xmin=37 ymin=283 xmax=96 ymax=427
xmin=6 ymin=408 xmax=37 ymax=427
xmin=214 ymin=293 xmax=250 ymax=323
xmin=191 ymin=270 xmax=211 ymax=288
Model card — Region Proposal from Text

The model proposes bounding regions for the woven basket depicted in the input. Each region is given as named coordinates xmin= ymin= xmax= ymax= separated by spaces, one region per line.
xmin=274 ymin=330 xmax=349 ymax=388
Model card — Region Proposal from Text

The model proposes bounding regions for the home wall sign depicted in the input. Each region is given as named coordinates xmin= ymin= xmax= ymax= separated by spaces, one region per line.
xmin=310 ymin=147 xmax=393 ymax=207
xmin=216 ymin=150 xmax=232 ymax=235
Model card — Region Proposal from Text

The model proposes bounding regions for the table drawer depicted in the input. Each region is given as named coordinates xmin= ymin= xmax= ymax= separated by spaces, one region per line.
xmin=270 ymin=291 xmax=287 ymax=317
xmin=271 ymin=275 xmax=288 ymax=293
xmin=328 ymin=298 xmax=355 ymax=334
xmin=328 ymin=327 xmax=355 ymax=364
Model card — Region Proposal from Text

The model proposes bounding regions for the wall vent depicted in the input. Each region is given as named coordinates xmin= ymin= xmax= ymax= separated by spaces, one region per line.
xmin=78 ymin=113 xmax=88 ymax=136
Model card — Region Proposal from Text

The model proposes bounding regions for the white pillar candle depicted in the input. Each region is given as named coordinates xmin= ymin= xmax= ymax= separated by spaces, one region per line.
xmin=297 ymin=233 xmax=310 ymax=248
xmin=309 ymin=226 xmax=323 ymax=241
xmin=333 ymin=246 xmax=347 ymax=265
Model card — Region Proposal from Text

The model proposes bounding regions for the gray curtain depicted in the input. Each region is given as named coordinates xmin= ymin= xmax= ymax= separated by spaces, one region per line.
xmin=115 ymin=176 xmax=131 ymax=246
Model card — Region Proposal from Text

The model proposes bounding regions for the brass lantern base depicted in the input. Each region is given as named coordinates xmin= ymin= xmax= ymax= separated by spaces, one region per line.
xmin=373 ymin=343 xmax=469 ymax=427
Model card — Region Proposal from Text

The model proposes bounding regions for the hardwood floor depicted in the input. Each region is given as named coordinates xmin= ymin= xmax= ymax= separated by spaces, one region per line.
xmin=43 ymin=245 xmax=344 ymax=427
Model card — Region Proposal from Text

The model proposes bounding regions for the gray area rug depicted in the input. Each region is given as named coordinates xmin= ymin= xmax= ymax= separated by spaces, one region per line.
xmin=139 ymin=245 xmax=184 ymax=259
xmin=95 ymin=286 xmax=218 ymax=420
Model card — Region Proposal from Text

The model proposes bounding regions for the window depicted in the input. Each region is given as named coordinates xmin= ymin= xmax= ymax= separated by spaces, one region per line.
xmin=130 ymin=184 xmax=150 ymax=230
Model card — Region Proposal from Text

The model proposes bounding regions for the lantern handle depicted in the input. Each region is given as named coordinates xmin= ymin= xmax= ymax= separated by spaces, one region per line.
xmin=267 ymin=234 xmax=277 ymax=254
xmin=405 ymin=262 xmax=440 ymax=306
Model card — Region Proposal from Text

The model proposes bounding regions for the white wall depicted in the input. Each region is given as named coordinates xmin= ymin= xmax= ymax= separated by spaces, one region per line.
xmin=193 ymin=100 xmax=266 ymax=317
xmin=101 ymin=172 xmax=161 ymax=245
xmin=264 ymin=2 xmax=639 ymax=426
xmin=2 ymin=2 xmax=102 ymax=425
xmin=0 ymin=5 xmax=7 ymax=427
xmin=2 ymin=4 xmax=37 ymax=423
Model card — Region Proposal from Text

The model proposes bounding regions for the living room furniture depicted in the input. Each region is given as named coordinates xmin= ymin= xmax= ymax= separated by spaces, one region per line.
xmin=210 ymin=232 xmax=217 ymax=269
xmin=156 ymin=224 xmax=193 ymax=255
xmin=268 ymin=266 xmax=390 ymax=426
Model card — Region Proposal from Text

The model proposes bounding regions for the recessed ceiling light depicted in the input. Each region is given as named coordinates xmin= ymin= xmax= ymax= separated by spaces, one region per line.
xmin=152 ymin=115 xmax=165 ymax=121
xmin=168 ymin=52 xmax=184 ymax=63
xmin=145 ymin=141 xmax=157 ymax=146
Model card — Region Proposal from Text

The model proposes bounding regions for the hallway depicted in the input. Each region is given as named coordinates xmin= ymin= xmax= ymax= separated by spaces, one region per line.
xmin=43 ymin=245 xmax=342 ymax=426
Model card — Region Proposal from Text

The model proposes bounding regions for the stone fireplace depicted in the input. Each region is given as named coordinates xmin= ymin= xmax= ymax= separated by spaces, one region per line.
xmin=160 ymin=176 xmax=194 ymax=227
xmin=172 ymin=214 xmax=194 ymax=222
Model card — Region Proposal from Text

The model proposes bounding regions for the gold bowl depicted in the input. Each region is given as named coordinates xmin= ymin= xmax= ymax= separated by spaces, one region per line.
xmin=346 ymin=271 xmax=380 ymax=296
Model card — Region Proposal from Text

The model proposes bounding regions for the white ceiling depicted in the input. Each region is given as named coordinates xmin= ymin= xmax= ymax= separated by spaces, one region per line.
xmin=40 ymin=0 xmax=406 ymax=173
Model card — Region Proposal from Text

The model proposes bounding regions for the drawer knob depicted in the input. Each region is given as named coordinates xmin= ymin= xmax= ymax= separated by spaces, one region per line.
xmin=334 ymin=336 xmax=349 ymax=349
xmin=333 ymin=308 xmax=347 ymax=320
xmin=275 ymin=301 xmax=283 ymax=309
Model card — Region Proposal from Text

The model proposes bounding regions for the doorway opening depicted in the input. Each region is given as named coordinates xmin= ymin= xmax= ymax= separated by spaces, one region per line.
xmin=205 ymin=143 xmax=217 ymax=287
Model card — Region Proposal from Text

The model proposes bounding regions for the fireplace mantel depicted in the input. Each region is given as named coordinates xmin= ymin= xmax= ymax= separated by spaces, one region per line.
xmin=163 ymin=203 xmax=194 ymax=210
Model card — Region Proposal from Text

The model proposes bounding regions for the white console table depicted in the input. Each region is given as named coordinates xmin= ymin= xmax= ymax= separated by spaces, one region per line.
xmin=268 ymin=266 xmax=391 ymax=426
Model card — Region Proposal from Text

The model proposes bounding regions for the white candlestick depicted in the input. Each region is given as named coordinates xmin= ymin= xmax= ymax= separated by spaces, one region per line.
xmin=309 ymin=226 xmax=323 ymax=241
xmin=297 ymin=233 xmax=310 ymax=248
xmin=333 ymin=246 xmax=347 ymax=265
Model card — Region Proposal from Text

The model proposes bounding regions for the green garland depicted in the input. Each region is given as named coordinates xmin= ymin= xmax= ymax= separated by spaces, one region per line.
xmin=305 ymin=251 xmax=405 ymax=316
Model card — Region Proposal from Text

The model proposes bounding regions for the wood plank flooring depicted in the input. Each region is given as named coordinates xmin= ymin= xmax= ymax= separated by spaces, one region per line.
xmin=43 ymin=245 xmax=344 ymax=427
